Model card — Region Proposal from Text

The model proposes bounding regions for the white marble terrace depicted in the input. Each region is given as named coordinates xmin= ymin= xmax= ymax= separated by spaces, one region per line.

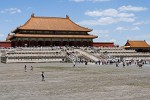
xmin=1 ymin=46 xmax=150 ymax=63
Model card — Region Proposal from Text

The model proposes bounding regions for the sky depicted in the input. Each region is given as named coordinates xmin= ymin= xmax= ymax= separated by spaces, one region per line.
xmin=0 ymin=0 xmax=150 ymax=46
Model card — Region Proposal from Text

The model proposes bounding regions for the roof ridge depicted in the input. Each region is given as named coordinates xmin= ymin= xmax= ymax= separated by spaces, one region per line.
xmin=128 ymin=40 xmax=145 ymax=41
xmin=32 ymin=16 xmax=67 ymax=19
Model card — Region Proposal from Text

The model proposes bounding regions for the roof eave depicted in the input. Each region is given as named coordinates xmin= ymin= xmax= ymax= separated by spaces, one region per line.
xmin=14 ymin=34 xmax=98 ymax=39
xmin=18 ymin=28 xmax=92 ymax=32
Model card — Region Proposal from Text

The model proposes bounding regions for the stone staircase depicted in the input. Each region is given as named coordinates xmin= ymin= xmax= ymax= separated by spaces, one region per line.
xmin=75 ymin=49 xmax=99 ymax=62
xmin=65 ymin=51 xmax=79 ymax=63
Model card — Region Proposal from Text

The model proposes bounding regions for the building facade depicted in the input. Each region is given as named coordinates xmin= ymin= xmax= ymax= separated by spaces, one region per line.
xmin=7 ymin=14 xmax=97 ymax=47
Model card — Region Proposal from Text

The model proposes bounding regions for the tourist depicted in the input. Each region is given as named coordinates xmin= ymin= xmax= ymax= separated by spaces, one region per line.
xmin=98 ymin=60 xmax=101 ymax=65
xmin=116 ymin=62 xmax=119 ymax=67
xmin=31 ymin=66 xmax=33 ymax=71
xmin=24 ymin=65 xmax=27 ymax=72
xmin=41 ymin=72 xmax=45 ymax=81
xmin=73 ymin=61 xmax=76 ymax=67
xmin=85 ymin=61 xmax=88 ymax=65
xmin=123 ymin=62 xmax=125 ymax=67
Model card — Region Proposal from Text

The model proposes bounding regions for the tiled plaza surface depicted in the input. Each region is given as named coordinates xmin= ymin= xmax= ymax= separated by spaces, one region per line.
xmin=0 ymin=62 xmax=150 ymax=100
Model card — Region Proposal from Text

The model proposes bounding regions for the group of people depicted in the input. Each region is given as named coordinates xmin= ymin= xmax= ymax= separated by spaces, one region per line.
xmin=24 ymin=65 xmax=45 ymax=81
xmin=24 ymin=65 xmax=33 ymax=72
xmin=114 ymin=59 xmax=149 ymax=68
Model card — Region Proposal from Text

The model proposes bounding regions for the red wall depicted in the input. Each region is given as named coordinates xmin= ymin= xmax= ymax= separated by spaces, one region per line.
xmin=0 ymin=42 xmax=11 ymax=48
xmin=93 ymin=42 xmax=115 ymax=47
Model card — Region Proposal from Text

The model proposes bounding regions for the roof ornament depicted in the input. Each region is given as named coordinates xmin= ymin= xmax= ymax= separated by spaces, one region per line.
xmin=66 ymin=15 xmax=69 ymax=19
xmin=31 ymin=13 xmax=35 ymax=17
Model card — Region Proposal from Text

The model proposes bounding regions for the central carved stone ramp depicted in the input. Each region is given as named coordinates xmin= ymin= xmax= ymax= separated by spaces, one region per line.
xmin=75 ymin=49 xmax=99 ymax=62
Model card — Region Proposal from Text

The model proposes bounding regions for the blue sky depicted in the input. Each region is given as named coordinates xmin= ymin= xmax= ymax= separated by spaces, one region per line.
xmin=0 ymin=0 xmax=150 ymax=46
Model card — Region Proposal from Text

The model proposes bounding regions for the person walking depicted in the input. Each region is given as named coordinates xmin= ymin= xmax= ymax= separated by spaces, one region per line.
xmin=41 ymin=72 xmax=45 ymax=81
xmin=116 ymin=62 xmax=119 ymax=67
xmin=24 ymin=65 xmax=27 ymax=72
xmin=123 ymin=62 xmax=125 ymax=67
xmin=85 ymin=61 xmax=88 ymax=65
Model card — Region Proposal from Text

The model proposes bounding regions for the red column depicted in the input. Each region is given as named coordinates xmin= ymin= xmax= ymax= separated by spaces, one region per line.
xmin=35 ymin=41 xmax=38 ymax=47
xmin=15 ymin=41 xmax=17 ymax=47
xmin=12 ymin=41 xmax=15 ymax=47
xmin=89 ymin=41 xmax=92 ymax=46
xmin=21 ymin=41 xmax=23 ymax=47
xmin=74 ymin=41 xmax=76 ymax=47
xmin=44 ymin=41 xmax=45 ymax=47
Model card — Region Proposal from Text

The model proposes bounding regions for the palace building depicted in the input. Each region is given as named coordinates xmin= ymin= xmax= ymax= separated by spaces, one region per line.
xmin=124 ymin=40 xmax=150 ymax=52
xmin=7 ymin=14 xmax=97 ymax=47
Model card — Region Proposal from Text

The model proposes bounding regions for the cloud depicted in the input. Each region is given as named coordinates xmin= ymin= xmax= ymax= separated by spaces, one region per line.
xmin=0 ymin=8 xmax=21 ymax=14
xmin=85 ymin=9 xmax=135 ymax=17
xmin=78 ymin=17 xmax=135 ymax=25
xmin=90 ymin=29 xmax=109 ymax=35
xmin=79 ymin=5 xmax=147 ymax=26
xmin=115 ymin=27 xmax=127 ymax=31
xmin=133 ymin=21 xmax=150 ymax=25
xmin=117 ymin=13 xmax=134 ymax=18
xmin=98 ymin=17 xmax=118 ymax=25
xmin=115 ymin=26 xmax=140 ymax=31
xmin=118 ymin=5 xmax=148 ymax=12
xmin=131 ymin=27 xmax=140 ymax=31
xmin=70 ymin=0 xmax=111 ymax=2
xmin=0 ymin=33 xmax=4 ymax=37
xmin=109 ymin=39 xmax=116 ymax=42
xmin=85 ymin=9 xmax=117 ymax=17
xmin=104 ymin=34 xmax=109 ymax=38
xmin=97 ymin=17 xmax=135 ymax=25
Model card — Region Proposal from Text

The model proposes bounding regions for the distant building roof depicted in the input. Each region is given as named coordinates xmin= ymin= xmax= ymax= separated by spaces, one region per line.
xmin=13 ymin=15 xmax=92 ymax=32
xmin=124 ymin=40 xmax=150 ymax=48
xmin=6 ymin=34 xmax=13 ymax=42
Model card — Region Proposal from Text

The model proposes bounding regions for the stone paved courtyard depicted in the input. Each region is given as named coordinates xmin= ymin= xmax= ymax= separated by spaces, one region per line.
xmin=0 ymin=62 xmax=150 ymax=100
